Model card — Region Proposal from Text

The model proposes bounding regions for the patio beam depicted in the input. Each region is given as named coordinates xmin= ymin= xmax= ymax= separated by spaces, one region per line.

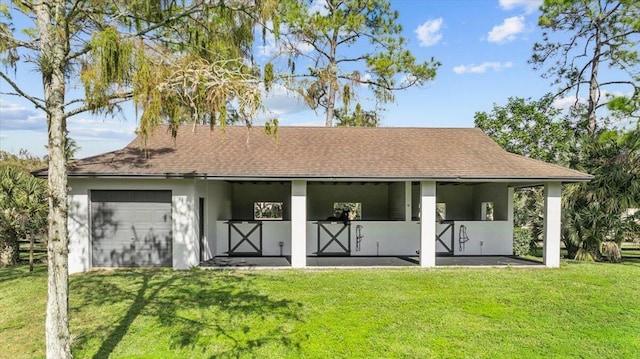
xmin=291 ymin=180 xmax=307 ymax=268
xmin=543 ymin=182 xmax=562 ymax=268
xmin=420 ymin=181 xmax=437 ymax=267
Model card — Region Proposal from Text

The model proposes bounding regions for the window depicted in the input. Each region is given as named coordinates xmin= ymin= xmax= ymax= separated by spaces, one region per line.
xmin=436 ymin=203 xmax=446 ymax=222
xmin=481 ymin=201 xmax=494 ymax=221
xmin=254 ymin=202 xmax=283 ymax=220
xmin=333 ymin=202 xmax=362 ymax=220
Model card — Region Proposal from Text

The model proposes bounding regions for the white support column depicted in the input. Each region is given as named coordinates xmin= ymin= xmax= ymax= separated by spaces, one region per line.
xmin=405 ymin=181 xmax=412 ymax=222
xmin=291 ymin=180 xmax=307 ymax=268
xmin=420 ymin=181 xmax=437 ymax=267
xmin=543 ymin=182 xmax=562 ymax=268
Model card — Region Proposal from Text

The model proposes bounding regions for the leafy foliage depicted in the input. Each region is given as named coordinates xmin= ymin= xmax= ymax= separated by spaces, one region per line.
xmin=474 ymin=95 xmax=575 ymax=163
xmin=562 ymin=130 xmax=640 ymax=259
xmin=0 ymin=153 xmax=48 ymax=266
xmin=513 ymin=227 xmax=533 ymax=256
xmin=265 ymin=0 xmax=439 ymax=126
xmin=335 ymin=103 xmax=380 ymax=127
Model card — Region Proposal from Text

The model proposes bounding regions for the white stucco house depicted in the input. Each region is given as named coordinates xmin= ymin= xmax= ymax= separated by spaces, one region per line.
xmin=43 ymin=126 xmax=592 ymax=273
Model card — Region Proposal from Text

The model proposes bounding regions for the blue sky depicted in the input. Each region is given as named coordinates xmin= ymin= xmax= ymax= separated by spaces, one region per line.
xmin=0 ymin=0 xmax=559 ymax=159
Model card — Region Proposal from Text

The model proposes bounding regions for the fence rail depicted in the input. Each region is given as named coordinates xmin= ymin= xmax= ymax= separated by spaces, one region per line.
xmin=17 ymin=236 xmax=47 ymax=270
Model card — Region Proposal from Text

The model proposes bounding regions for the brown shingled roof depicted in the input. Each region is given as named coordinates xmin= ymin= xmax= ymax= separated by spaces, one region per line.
xmin=56 ymin=125 xmax=591 ymax=181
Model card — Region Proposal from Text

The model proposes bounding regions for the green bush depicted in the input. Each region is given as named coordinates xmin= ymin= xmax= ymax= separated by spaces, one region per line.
xmin=513 ymin=227 xmax=532 ymax=256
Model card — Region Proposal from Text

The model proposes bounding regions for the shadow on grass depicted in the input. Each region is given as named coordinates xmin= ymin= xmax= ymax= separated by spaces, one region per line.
xmin=0 ymin=263 xmax=46 ymax=283
xmin=70 ymin=269 xmax=304 ymax=358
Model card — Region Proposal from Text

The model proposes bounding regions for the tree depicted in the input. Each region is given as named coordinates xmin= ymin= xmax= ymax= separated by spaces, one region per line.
xmin=0 ymin=151 xmax=48 ymax=266
xmin=474 ymin=95 xmax=575 ymax=163
xmin=1 ymin=1 xmax=278 ymax=356
xmin=531 ymin=0 xmax=640 ymax=136
xmin=263 ymin=0 xmax=439 ymax=127
xmin=0 ymin=149 xmax=46 ymax=173
xmin=335 ymin=103 xmax=380 ymax=127
xmin=562 ymin=130 xmax=640 ymax=259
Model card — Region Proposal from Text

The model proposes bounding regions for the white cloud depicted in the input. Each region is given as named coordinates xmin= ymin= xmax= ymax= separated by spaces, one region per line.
xmin=401 ymin=74 xmax=419 ymax=87
xmin=257 ymin=84 xmax=309 ymax=119
xmin=488 ymin=16 xmax=525 ymax=44
xmin=0 ymin=99 xmax=47 ymax=131
xmin=453 ymin=61 xmax=513 ymax=74
xmin=360 ymin=73 xmax=372 ymax=86
xmin=415 ymin=18 xmax=444 ymax=47
xmin=308 ymin=0 xmax=329 ymax=15
xmin=499 ymin=0 xmax=542 ymax=14
xmin=552 ymin=96 xmax=583 ymax=110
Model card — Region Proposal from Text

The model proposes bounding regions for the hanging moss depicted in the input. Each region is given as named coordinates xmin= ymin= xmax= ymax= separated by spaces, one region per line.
xmin=264 ymin=62 xmax=274 ymax=92
xmin=81 ymin=26 xmax=134 ymax=112
xmin=90 ymin=26 xmax=132 ymax=85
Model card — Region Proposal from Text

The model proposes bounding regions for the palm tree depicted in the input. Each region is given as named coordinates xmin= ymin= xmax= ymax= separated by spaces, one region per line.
xmin=562 ymin=130 xmax=640 ymax=260
xmin=0 ymin=166 xmax=48 ymax=266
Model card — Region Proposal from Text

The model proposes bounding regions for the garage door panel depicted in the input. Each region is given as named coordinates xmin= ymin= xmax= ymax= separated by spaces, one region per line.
xmin=91 ymin=190 xmax=172 ymax=267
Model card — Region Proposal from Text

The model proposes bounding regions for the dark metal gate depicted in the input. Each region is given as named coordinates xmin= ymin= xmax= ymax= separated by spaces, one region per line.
xmin=436 ymin=221 xmax=454 ymax=255
xmin=227 ymin=220 xmax=263 ymax=256
xmin=316 ymin=221 xmax=351 ymax=256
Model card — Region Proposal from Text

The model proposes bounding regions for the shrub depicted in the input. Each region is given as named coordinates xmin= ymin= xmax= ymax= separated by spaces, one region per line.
xmin=600 ymin=241 xmax=621 ymax=263
xmin=513 ymin=227 xmax=532 ymax=256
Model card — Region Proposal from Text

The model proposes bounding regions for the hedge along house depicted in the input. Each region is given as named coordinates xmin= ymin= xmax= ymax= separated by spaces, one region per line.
xmin=47 ymin=126 xmax=592 ymax=273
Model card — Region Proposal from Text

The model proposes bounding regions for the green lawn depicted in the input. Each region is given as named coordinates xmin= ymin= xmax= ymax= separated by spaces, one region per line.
xmin=1 ymin=262 xmax=639 ymax=359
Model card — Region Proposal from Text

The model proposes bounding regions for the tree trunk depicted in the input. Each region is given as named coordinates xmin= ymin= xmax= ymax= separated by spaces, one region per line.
xmin=586 ymin=25 xmax=601 ymax=137
xmin=325 ymin=86 xmax=336 ymax=127
xmin=45 ymin=68 xmax=72 ymax=359
xmin=36 ymin=1 xmax=73 ymax=358
xmin=325 ymin=29 xmax=339 ymax=127
xmin=0 ymin=234 xmax=19 ymax=266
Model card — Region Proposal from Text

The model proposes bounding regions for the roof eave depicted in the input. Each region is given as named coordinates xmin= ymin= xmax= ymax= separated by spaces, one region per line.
xmin=64 ymin=172 xmax=593 ymax=183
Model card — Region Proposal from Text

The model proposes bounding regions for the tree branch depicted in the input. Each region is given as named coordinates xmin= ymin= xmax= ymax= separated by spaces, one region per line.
xmin=0 ymin=71 xmax=49 ymax=114
xmin=63 ymin=91 xmax=133 ymax=119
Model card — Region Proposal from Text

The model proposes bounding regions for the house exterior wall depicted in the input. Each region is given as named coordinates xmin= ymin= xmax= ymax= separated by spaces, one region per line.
xmin=207 ymin=180 xmax=232 ymax=257
xmin=68 ymin=178 xmax=517 ymax=272
xmin=445 ymin=221 xmax=513 ymax=255
xmin=67 ymin=178 xmax=199 ymax=273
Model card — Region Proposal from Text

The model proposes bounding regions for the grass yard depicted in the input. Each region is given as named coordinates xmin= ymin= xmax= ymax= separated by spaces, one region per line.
xmin=1 ymin=262 xmax=639 ymax=359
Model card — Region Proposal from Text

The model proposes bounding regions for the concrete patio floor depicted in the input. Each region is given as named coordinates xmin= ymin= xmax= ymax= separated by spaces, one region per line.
xmin=200 ymin=255 xmax=543 ymax=268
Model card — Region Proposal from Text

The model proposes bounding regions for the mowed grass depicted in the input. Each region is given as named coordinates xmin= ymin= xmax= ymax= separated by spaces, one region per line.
xmin=1 ymin=262 xmax=640 ymax=359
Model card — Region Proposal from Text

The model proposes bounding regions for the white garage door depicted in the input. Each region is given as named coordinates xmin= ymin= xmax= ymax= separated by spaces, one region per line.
xmin=91 ymin=190 xmax=172 ymax=267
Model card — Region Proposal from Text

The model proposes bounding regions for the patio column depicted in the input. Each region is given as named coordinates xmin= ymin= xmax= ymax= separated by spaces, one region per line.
xmin=420 ymin=181 xmax=436 ymax=267
xmin=291 ymin=180 xmax=307 ymax=268
xmin=543 ymin=182 xmax=562 ymax=268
